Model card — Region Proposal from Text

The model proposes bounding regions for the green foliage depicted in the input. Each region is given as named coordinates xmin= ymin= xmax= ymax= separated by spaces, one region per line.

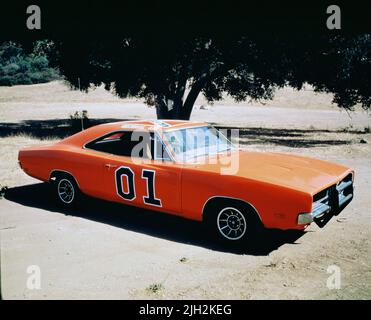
xmin=0 ymin=41 xmax=60 ymax=86
xmin=69 ymin=110 xmax=89 ymax=120
xmin=0 ymin=185 xmax=8 ymax=199
xmin=146 ymin=283 xmax=164 ymax=294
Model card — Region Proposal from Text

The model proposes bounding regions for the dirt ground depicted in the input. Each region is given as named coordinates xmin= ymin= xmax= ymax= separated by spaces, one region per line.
xmin=0 ymin=81 xmax=370 ymax=299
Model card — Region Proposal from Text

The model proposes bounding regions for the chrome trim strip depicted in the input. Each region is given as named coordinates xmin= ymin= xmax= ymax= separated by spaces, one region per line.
xmin=82 ymin=130 xmax=124 ymax=152
xmin=339 ymin=193 xmax=353 ymax=206
xmin=201 ymin=195 xmax=263 ymax=224
xmin=164 ymin=124 xmax=207 ymax=132
xmin=315 ymin=193 xmax=329 ymax=204
xmin=336 ymin=180 xmax=352 ymax=192
xmin=83 ymin=129 xmax=176 ymax=162
xmin=311 ymin=202 xmax=331 ymax=218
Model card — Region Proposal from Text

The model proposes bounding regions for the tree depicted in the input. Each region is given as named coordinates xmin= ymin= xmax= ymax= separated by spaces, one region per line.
xmin=0 ymin=41 xmax=60 ymax=86
xmin=49 ymin=34 xmax=370 ymax=120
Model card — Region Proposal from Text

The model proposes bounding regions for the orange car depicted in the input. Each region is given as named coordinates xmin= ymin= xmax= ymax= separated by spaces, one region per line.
xmin=18 ymin=120 xmax=354 ymax=244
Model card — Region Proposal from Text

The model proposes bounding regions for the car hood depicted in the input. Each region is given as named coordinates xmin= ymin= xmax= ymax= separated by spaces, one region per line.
xmin=196 ymin=150 xmax=352 ymax=195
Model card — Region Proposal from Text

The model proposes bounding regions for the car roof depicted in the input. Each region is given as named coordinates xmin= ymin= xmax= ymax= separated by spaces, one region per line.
xmin=59 ymin=120 xmax=209 ymax=147
xmin=98 ymin=119 xmax=208 ymax=132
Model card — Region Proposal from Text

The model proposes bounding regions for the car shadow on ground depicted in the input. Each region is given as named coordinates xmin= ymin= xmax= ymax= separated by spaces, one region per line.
xmin=4 ymin=183 xmax=306 ymax=256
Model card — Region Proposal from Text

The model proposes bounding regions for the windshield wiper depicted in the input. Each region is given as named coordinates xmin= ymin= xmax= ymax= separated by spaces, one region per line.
xmin=186 ymin=146 xmax=233 ymax=160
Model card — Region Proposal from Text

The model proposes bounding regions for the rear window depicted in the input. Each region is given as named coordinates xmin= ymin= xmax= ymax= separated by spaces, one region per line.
xmin=85 ymin=131 xmax=150 ymax=158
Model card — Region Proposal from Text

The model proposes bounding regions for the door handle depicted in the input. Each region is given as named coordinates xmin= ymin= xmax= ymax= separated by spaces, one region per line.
xmin=105 ymin=164 xmax=118 ymax=168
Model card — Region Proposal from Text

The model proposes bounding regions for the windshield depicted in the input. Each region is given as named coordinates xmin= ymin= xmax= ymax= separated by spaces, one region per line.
xmin=162 ymin=125 xmax=234 ymax=162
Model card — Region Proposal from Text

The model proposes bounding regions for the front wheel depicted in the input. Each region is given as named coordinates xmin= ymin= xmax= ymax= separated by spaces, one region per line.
xmin=217 ymin=207 xmax=247 ymax=241
xmin=205 ymin=202 xmax=262 ymax=245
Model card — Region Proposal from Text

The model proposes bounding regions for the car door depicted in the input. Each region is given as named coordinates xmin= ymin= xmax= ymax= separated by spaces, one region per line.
xmin=81 ymin=131 xmax=130 ymax=199
xmin=101 ymin=130 xmax=182 ymax=215
xmin=76 ymin=147 xmax=112 ymax=199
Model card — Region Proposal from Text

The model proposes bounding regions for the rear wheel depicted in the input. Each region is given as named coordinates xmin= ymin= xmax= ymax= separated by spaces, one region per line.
xmin=51 ymin=173 xmax=81 ymax=208
xmin=204 ymin=200 xmax=262 ymax=245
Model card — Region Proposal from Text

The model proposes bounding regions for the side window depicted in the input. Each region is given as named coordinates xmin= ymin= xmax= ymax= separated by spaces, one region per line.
xmin=86 ymin=130 xmax=172 ymax=161
xmin=86 ymin=131 xmax=151 ymax=158
xmin=86 ymin=131 xmax=126 ymax=155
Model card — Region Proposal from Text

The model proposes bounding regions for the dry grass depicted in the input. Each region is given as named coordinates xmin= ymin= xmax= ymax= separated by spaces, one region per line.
xmin=1 ymin=81 xmax=369 ymax=130
xmin=0 ymin=134 xmax=59 ymax=187
xmin=0 ymin=81 xmax=124 ymax=103
xmin=0 ymin=81 xmax=346 ymax=109
xmin=208 ymin=85 xmax=338 ymax=109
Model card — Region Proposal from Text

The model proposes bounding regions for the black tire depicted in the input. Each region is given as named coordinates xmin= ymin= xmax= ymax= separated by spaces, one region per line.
xmin=51 ymin=173 xmax=81 ymax=208
xmin=204 ymin=200 xmax=262 ymax=245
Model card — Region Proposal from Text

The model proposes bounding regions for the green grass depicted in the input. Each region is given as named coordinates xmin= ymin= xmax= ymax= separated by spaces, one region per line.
xmin=0 ymin=185 xmax=8 ymax=199
xmin=146 ymin=282 xmax=164 ymax=294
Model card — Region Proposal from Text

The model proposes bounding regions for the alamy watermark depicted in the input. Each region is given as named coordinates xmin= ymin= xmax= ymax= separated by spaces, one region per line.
xmin=26 ymin=4 xmax=343 ymax=31
xmin=326 ymin=5 xmax=341 ymax=30
xmin=26 ymin=265 xmax=41 ymax=290
xmin=124 ymin=126 xmax=240 ymax=175
xmin=26 ymin=5 xmax=41 ymax=30
xmin=326 ymin=264 xmax=341 ymax=290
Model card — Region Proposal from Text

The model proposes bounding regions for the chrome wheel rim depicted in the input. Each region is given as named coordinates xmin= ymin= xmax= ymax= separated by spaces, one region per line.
xmin=217 ymin=207 xmax=247 ymax=240
xmin=58 ymin=179 xmax=75 ymax=204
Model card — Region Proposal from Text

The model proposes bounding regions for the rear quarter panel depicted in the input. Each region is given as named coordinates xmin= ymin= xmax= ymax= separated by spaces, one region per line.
xmin=19 ymin=146 xmax=59 ymax=182
xmin=19 ymin=145 xmax=106 ymax=197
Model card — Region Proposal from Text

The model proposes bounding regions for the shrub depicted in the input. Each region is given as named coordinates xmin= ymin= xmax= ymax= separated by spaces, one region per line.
xmin=0 ymin=41 xmax=60 ymax=86
xmin=146 ymin=283 xmax=164 ymax=294
xmin=69 ymin=110 xmax=90 ymax=132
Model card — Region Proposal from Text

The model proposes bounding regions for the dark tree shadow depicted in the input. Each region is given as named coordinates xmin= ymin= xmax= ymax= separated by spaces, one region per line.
xmin=0 ymin=119 xmax=362 ymax=147
xmin=0 ymin=118 xmax=134 ymax=139
xmin=216 ymin=126 xmax=362 ymax=148
xmin=4 ymin=183 xmax=305 ymax=256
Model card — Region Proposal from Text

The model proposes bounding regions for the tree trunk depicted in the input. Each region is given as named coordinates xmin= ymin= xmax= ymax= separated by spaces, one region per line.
xmin=155 ymin=96 xmax=185 ymax=119
xmin=180 ymin=81 xmax=204 ymax=120
xmin=155 ymin=97 xmax=174 ymax=119
xmin=155 ymin=82 xmax=203 ymax=120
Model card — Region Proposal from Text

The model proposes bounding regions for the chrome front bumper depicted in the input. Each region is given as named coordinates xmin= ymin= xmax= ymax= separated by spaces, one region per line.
xmin=298 ymin=175 xmax=354 ymax=227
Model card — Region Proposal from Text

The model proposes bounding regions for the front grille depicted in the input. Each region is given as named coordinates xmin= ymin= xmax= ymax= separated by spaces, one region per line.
xmin=336 ymin=173 xmax=353 ymax=207
xmin=313 ymin=188 xmax=329 ymax=203
xmin=312 ymin=173 xmax=353 ymax=219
